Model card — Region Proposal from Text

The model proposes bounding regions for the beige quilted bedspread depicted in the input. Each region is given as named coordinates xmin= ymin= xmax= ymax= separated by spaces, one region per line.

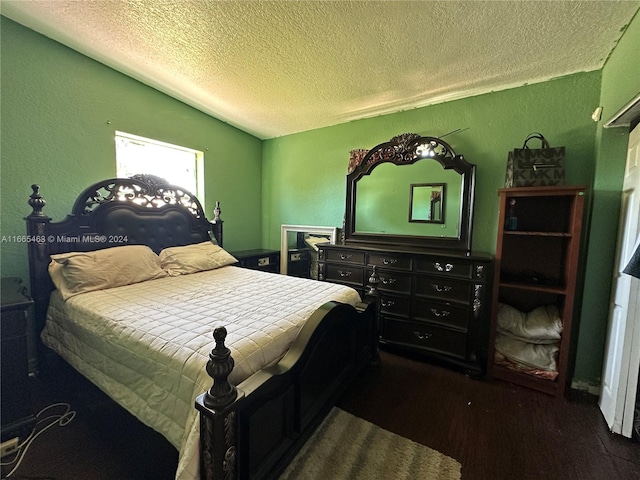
xmin=41 ymin=266 xmax=360 ymax=479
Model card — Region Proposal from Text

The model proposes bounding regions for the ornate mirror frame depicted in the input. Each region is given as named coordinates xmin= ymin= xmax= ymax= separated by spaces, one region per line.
xmin=345 ymin=133 xmax=476 ymax=252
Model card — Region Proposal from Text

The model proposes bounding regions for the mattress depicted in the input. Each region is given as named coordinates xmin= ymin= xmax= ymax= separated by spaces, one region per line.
xmin=41 ymin=265 xmax=361 ymax=480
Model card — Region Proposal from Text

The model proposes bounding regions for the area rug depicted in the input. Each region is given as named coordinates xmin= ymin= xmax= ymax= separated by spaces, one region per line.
xmin=279 ymin=408 xmax=462 ymax=479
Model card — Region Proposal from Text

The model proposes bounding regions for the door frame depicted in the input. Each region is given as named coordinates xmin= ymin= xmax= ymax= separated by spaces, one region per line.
xmin=599 ymin=124 xmax=640 ymax=437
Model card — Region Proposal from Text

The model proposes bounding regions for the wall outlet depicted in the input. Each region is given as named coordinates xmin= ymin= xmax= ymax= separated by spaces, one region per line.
xmin=0 ymin=437 xmax=19 ymax=458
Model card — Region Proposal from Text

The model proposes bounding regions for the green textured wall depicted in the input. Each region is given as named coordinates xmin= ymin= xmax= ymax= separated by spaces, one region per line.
xmin=262 ymin=73 xmax=602 ymax=382
xmin=262 ymin=74 xmax=600 ymax=252
xmin=576 ymin=12 xmax=640 ymax=385
xmin=0 ymin=17 xmax=263 ymax=284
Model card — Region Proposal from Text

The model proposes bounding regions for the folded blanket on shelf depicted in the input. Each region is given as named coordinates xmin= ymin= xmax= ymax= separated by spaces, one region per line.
xmin=497 ymin=302 xmax=562 ymax=344
xmin=494 ymin=333 xmax=559 ymax=373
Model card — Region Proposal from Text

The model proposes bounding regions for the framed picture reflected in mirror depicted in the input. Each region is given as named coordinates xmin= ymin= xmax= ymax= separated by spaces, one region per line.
xmin=409 ymin=183 xmax=445 ymax=224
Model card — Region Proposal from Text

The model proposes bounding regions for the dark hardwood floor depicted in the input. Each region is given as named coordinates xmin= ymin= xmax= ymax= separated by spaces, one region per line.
xmin=340 ymin=351 xmax=640 ymax=480
xmin=4 ymin=350 xmax=639 ymax=480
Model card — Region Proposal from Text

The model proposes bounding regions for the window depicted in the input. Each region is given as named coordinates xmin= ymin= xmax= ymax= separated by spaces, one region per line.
xmin=115 ymin=131 xmax=205 ymax=203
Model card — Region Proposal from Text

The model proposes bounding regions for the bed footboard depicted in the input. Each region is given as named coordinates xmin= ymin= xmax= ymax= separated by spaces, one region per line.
xmin=195 ymin=299 xmax=377 ymax=480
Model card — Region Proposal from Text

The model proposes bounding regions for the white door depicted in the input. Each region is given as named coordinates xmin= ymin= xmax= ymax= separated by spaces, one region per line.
xmin=599 ymin=124 xmax=640 ymax=437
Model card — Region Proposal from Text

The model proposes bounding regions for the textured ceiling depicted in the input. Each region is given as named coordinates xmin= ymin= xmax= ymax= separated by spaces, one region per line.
xmin=2 ymin=1 xmax=639 ymax=139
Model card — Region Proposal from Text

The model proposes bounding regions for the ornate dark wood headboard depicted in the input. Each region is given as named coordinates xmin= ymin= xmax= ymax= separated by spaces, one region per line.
xmin=25 ymin=175 xmax=223 ymax=335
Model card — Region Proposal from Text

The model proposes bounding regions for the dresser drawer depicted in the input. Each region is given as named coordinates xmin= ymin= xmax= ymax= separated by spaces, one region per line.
xmin=415 ymin=257 xmax=472 ymax=278
xmin=379 ymin=294 xmax=410 ymax=318
xmin=381 ymin=318 xmax=467 ymax=359
xmin=415 ymin=275 xmax=471 ymax=303
xmin=324 ymin=249 xmax=365 ymax=264
xmin=412 ymin=298 xmax=469 ymax=330
xmin=375 ymin=269 xmax=412 ymax=294
xmin=367 ymin=252 xmax=412 ymax=270
xmin=324 ymin=264 xmax=364 ymax=286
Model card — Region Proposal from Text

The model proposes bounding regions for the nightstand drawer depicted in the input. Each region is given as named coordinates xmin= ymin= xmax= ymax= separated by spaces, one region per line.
xmin=287 ymin=248 xmax=310 ymax=278
xmin=231 ymin=249 xmax=280 ymax=273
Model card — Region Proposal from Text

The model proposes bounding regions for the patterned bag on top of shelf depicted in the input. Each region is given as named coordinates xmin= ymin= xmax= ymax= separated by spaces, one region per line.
xmin=505 ymin=133 xmax=565 ymax=187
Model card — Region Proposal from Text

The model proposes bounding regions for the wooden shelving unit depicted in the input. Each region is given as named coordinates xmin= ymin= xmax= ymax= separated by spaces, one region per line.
xmin=488 ymin=186 xmax=587 ymax=397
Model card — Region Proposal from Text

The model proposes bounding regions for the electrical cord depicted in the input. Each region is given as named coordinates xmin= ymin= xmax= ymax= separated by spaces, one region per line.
xmin=1 ymin=402 xmax=76 ymax=478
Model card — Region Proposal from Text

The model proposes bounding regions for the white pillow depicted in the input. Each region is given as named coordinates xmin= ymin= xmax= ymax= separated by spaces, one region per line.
xmin=49 ymin=245 xmax=167 ymax=300
xmin=304 ymin=235 xmax=330 ymax=252
xmin=159 ymin=241 xmax=238 ymax=276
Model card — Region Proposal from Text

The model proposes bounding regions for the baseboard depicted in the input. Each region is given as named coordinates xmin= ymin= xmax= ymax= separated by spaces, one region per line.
xmin=571 ymin=379 xmax=601 ymax=396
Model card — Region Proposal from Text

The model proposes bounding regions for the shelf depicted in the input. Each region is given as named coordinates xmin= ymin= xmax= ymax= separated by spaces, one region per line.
xmin=491 ymin=364 xmax=559 ymax=396
xmin=498 ymin=281 xmax=566 ymax=295
xmin=489 ymin=186 xmax=587 ymax=398
xmin=503 ymin=231 xmax=571 ymax=238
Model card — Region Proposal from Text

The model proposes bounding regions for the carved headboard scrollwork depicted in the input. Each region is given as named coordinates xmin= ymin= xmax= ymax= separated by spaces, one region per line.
xmin=345 ymin=133 xmax=476 ymax=251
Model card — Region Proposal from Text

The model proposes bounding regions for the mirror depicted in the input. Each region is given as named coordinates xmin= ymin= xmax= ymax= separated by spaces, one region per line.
xmin=345 ymin=133 xmax=475 ymax=251
xmin=280 ymin=225 xmax=338 ymax=275
xmin=409 ymin=183 xmax=445 ymax=224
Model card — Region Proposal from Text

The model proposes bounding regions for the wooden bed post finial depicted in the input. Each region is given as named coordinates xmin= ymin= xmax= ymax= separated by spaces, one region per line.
xmin=213 ymin=201 xmax=221 ymax=222
xmin=210 ymin=201 xmax=224 ymax=247
xmin=203 ymin=327 xmax=237 ymax=409
xmin=28 ymin=184 xmax=47 ymax=217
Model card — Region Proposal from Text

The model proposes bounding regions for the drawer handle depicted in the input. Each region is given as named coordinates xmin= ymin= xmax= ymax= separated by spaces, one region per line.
xmin=340 ymin=254 xmax=352 ymax=260
xmin=338 ymin=270 xmax=352 ymax=278
xmin=434 ymin=262 xmax=454 ymax=272
xmin=381 ymin=277 xmax=397 ymax=285
xmin=383 ymin=258 xmax=398 ymax=265
xmin=431 ymin=284 xmax=452 ymax=292
xmin=381 ymin=299 xmax=395 ymax=307
xmin=413 ymin=331 xmax=433 ymax=341
xmin=430 ymin=308 xmax=451 ymax=317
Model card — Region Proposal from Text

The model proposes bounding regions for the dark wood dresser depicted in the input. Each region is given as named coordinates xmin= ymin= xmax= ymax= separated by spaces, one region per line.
xmin=1 ymin=277 xmax=36 ymax=442
xmin=326 ymin=133 xmax=494 ymax=376
xmin=318 ymin=244 xmax=491 ymax=376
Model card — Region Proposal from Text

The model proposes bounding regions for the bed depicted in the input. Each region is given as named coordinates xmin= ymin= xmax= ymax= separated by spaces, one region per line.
xmin=25 ymin=175 xmax=379 ymax=480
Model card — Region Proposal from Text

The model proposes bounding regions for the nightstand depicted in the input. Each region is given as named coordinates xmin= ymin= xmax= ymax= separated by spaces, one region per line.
xmin=287 ymin=248 xmax=311 ymax=278
xmin=231 ymin=249 xmax=280 ymax=274
xmin=1 ymin=278 xmax=36 ymax=442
